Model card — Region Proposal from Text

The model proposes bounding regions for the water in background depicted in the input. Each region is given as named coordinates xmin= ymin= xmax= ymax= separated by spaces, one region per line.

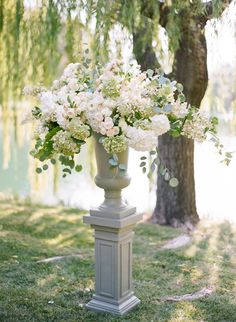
xmin=0 ymin=103 xmax=236 ymax=222
xmin=0 ymin=104 xmax=156 ymax=212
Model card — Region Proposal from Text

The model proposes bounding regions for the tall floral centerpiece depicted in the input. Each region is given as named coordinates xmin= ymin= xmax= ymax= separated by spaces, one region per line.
xmin=24 ymin=59 xmax=229 ymax=315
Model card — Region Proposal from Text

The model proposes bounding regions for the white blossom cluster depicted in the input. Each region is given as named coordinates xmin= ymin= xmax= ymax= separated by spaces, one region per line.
xmin=25 ymin=59 xmax=217 ymax=170
xmin=182 ymin=112 xmax=213 ymax=142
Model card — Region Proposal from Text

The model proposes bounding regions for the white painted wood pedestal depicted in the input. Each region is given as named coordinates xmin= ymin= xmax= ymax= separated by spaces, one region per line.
xmin=83 ymin=134 xmax=142 ymax=315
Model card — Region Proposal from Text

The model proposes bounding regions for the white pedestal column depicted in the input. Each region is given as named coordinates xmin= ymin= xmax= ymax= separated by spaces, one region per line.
xmin=83 ymin=207 xmax=142 ymax=315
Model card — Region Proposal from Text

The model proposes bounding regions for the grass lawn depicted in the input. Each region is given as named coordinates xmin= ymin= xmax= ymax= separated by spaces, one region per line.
xmin=0 ymin=199 xmax=236 ymax=322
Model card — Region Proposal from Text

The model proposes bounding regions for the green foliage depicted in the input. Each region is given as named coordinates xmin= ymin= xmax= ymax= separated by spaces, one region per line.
xmin=75 ymin=164 xmax=83 ymax=172
xmin=0 ymin=0 xmax=230 ymax=105
xmin=0 ymin=0 xmax=88 ymax=105
xmin=139 ymin=150 xmax=179 ymax=187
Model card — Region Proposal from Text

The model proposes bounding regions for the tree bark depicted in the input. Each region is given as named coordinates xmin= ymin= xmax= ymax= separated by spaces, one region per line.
xmin=154 ymin=12 xmax=209 ymax=227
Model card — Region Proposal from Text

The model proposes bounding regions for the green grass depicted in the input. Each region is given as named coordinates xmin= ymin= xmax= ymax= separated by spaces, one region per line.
xmin=0 ymin=199 xmax=236 ymax=322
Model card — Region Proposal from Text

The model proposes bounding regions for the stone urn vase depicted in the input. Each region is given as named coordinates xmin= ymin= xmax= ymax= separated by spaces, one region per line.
xmin=83 ymin=133 xmax=142 ymax=315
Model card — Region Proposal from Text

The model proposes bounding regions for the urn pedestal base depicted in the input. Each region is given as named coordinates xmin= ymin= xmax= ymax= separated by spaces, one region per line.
xmin=86 ymin=294 xmax=140 ymax=315
xmin=83 ymin=209 xmax=142 ymax=316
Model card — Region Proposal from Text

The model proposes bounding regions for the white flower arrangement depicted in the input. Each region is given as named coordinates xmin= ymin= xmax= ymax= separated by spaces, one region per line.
xmin=24 ymin=58 xmax=231 ymax=179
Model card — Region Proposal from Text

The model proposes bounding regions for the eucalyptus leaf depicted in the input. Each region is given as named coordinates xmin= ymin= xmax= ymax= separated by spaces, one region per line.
xmin=164 ymin=172 xmax=170 ymax=181
xmin=63 ymin=168 xmax=71 ymax=174
xmin=43 ymin=164 xmax=49 ymax=171
xmin=159 ymin=75 xmax=166 ymax=84
xmin=109 ymin=158 xmax=118 ymax=167
xmin=75 ymin=165 xmax=83 ymax=172
xmin=154 ymin=106 xmax=163 ymax=113
xmin=177 ymin=83 xmax=183 ymax=92
xmin=112 ymin=154 xmax=118 ymax=162
xmin=119 ymin=170 xmax=126 ymax=176
xmin=163 ymin=104 xmax=172 ymax=113
xmin=147 ymin=69 xmax=154 ymax=78
xmin=160 ymin=166 xmax=167 ymax=176
xmin=169 ymin=177 xmax=179 ymax=187
xmin=150 ymin=150 xmax=156 ymax=155
xmin=118 ymin=164 xmax=127 ymax=170
xmin=154 ymin=158 xmax=161 ymax=166
xmin=179 ymin=93 xmax=185 ymax=102
xmin=151 ymin=162 xmax=156 ymax=173
xmin=39 ymin=156 xmax=46 ymax=162
xmin=99 ymin=136 xmax=105 ymax=144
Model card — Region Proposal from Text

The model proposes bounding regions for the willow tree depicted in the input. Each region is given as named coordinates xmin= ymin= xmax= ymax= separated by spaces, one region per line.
xmin=0 ymin=0 xmax=87 ymax=170
xmin=0 ymin=0 xmax=87 ymax=105
xmin=86 ymin=0 xmax=232 ymax=227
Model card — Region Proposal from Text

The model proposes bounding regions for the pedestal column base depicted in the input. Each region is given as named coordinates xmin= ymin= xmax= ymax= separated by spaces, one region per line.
xmin=86 ymin=294 xmax=140 ymax=315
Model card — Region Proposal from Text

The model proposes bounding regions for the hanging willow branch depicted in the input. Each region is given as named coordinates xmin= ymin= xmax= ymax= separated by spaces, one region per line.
xmin=0 ymin=0 xmax=233 ymax=106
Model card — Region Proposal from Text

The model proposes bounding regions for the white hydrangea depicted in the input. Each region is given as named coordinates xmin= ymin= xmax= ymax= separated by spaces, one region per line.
xmin=62 ymin=63 xmax=80 ymax=79
xmin=34 ymin=123 xmax=48 ymax=140
xmin=150 ymin=114 xmax=170 ymax=136
xmin=39 ymin=91 xmax=57 ymax=114
xmin=125 ymin=126 xmax=157 ymax=151
xmin=172 ymin=100 xmax=189 ymax=118
xmin=55 ymin=106 xmax=68 ymax=129
xmin=67 ymin=78 xmax=80 ymax=91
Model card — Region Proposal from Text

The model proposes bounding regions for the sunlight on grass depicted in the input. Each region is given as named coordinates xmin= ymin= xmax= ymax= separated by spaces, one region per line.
xmin=36 ymin=274 xmax=57 ymax=288
xmin=0 ymin=200 xmax=236 ymax=321
xmin=169 ymin=302 xmax=197 ymax=322
xmin=27 ymin=209 xmax=58 ymax=222
xmin=185 ymin=244 xmax=198 ymax=257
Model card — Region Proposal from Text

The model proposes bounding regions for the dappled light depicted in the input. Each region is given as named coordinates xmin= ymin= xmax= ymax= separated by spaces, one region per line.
xmin=0 ymin=200 xmax=236 ymax=320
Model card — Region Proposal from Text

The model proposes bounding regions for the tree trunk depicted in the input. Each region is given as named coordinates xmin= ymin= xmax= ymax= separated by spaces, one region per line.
xmin=133 ymin=1 xmax=231 ymax=227
xmin=154 ymin=14 xmax=208 ymax=227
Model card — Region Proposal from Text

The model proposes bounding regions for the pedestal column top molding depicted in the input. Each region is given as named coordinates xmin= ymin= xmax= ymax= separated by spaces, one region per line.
xmin=83 ymin=211 xmax=142 ymax=229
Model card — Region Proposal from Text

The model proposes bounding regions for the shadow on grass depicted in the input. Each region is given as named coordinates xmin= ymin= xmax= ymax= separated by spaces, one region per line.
xmin=1 ymin=201 xmax=236 ymax=321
